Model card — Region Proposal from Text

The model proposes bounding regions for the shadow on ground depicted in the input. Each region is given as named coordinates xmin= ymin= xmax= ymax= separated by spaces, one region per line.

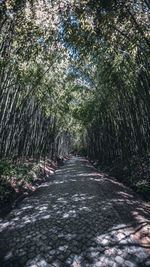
xmin=0 ymin=157 xmax=150 ymax=267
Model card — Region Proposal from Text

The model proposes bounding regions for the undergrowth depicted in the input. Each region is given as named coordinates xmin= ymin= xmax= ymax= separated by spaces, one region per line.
xmin=0 ymin=159 xmax=34 ymax=202
xmin=0 ymin=156 xmax=65 ymax=214
xmin=99 ymin=154 xmax=150 ymax=201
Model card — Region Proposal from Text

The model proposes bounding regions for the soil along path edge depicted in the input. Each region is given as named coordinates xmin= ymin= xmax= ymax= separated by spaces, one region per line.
xmin=0 ymin=156 xmax=150 ymax=267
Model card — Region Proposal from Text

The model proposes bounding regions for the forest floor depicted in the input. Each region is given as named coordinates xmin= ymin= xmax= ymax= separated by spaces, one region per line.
xmin=0 ymin=156 xmax=150 ymax=267
xmin=0 ymin=156 xmax=68 ymax=217
xmin=91 ymin=154 xmax=150 ymax=202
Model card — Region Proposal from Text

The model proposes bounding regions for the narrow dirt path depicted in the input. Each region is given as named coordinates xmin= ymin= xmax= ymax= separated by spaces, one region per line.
xmin=0 ymin=156 xmax=150 ymax=267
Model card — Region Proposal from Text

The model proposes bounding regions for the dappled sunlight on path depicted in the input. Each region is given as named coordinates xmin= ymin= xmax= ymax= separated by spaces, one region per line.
xmin=0 ymin=157 xmax=149 ymax=267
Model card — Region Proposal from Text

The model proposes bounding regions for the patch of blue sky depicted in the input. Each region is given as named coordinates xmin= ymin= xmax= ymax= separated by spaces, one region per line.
xmin=97 ymin=38 xmax=102 ymax=44
xmin=58 ymin=14 xmax=79 ymax=58
xmin=70 ymin=14 xmax=79 ymax=27
xmin=67 ymin=66 xmax=95 ymax=88
xmin=69 ymin=45 xmax=79 ymax=59
xmin=59 ymin=32 xmax=79 ymax=59
xmin=37 ymin=37 xmax=46 ymax=46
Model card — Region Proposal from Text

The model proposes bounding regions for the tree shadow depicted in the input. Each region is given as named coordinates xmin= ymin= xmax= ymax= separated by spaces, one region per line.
xmin=0 ymin=157 xmax=150 ymax=267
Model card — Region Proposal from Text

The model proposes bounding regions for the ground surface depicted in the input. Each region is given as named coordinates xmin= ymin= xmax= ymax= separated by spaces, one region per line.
xmin=0 ymin=156 xmax=150 ymax=267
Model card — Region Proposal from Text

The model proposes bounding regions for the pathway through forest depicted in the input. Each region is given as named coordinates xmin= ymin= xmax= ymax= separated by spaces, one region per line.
xmin=0 ymin=156 xmax=150 ymax=267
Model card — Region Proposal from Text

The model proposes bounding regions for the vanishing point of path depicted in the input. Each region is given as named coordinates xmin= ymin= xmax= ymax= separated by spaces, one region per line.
xmin=0 ymin=156 xmax=150 ymax=267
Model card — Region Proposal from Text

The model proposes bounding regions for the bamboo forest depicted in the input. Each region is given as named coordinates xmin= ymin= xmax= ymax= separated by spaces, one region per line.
xmin=1 ymin=0 xmax=150 ymax=202
xmin=0 ymin=0 xmax=150 ymax=195
xmin=0 ymin=1 xmax=150 ymax=266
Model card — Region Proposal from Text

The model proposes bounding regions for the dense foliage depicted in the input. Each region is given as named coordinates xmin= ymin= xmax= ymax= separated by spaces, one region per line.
xmin=0 ymin=0 xmax=150 ymax=198
xmin=0 ymin=0 xmax=72 ymax=160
